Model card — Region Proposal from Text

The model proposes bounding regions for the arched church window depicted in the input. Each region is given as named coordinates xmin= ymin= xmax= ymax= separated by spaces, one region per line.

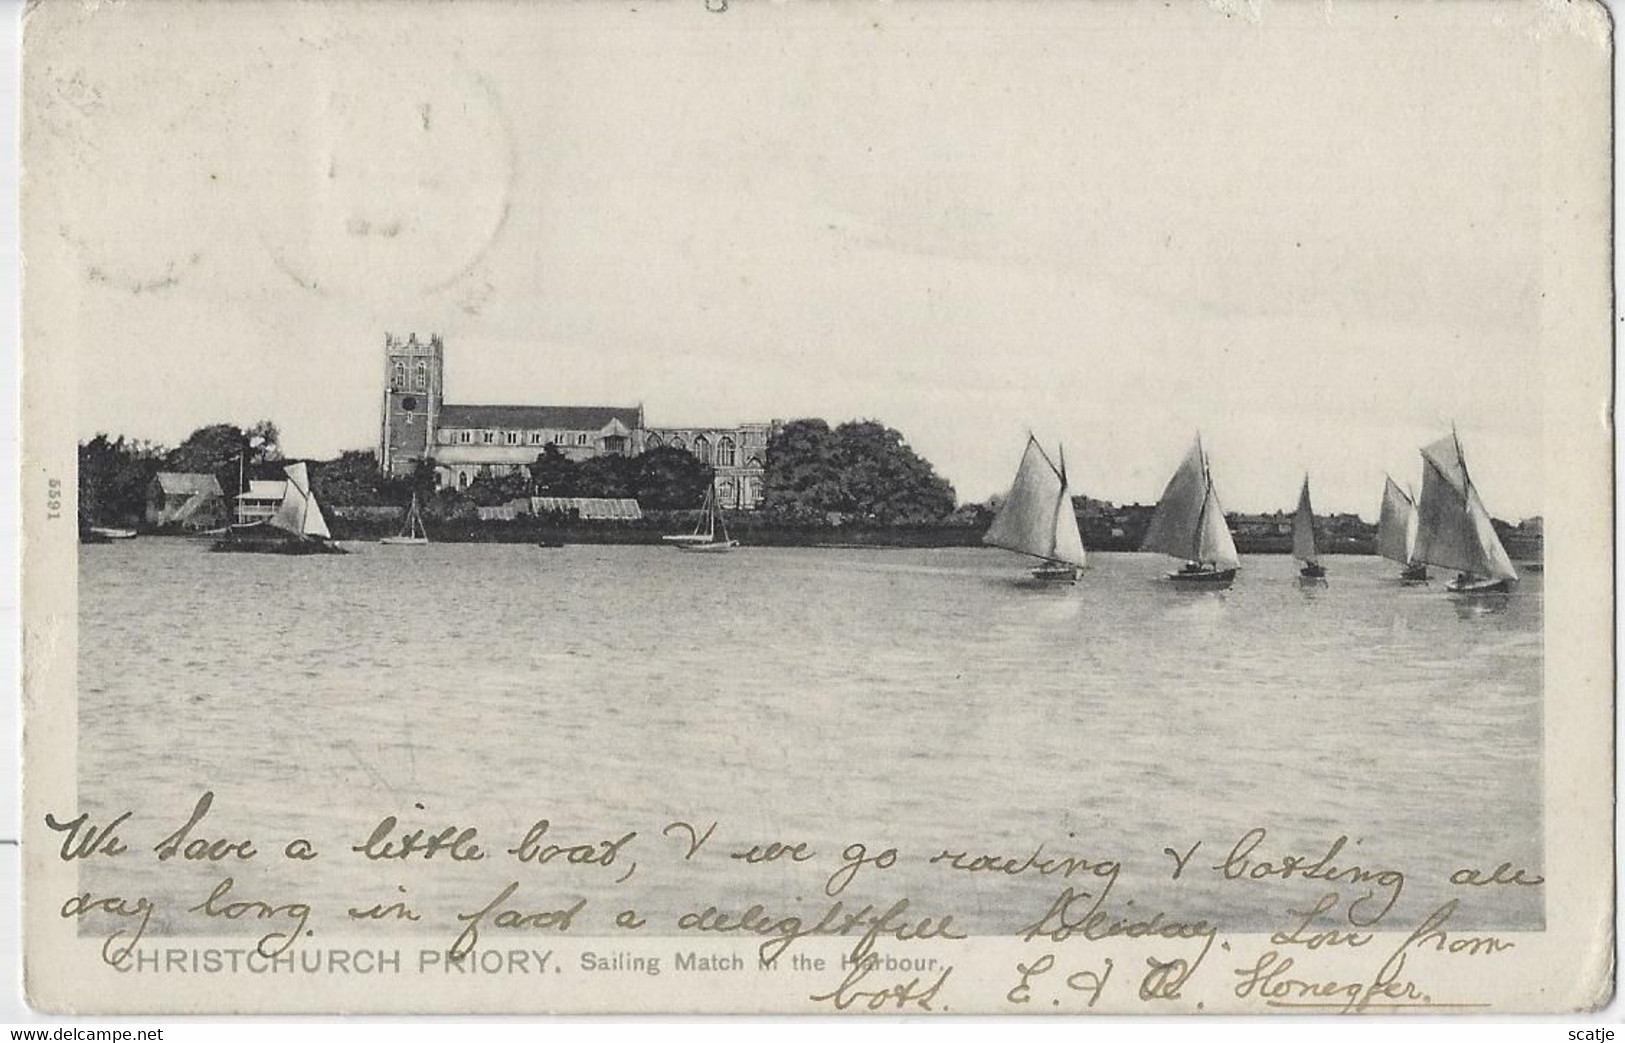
xmin=414 ymin=362 xmax=427 ymax=390
xmin=646 ymin=433 xmax=663 ymax=449
xmin=669 ymin=436 xmax=686 ymax=452
xmin=717 ymin=436 xmax=737 ymax=467
xmin=576 ymin=433 xmax=588 ymax=446
xmin=693 ymin=435 xmax=711 ymax=462
xmin=392 ymin=362 xmax=405 ymax=388
xmin=717 ymin=477 xmax=736 ymax=505
xmin=457 ymin=472 xmax=469 ymax=490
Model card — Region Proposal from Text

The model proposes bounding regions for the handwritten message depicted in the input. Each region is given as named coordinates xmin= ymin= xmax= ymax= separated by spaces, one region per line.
xmin=44 ymin=792 xmax=1542 ymax=1012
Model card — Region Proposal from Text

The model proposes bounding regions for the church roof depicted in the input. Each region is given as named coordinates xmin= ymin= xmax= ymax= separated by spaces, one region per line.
xmin=437 ymin=404 xmax=642 ymax=432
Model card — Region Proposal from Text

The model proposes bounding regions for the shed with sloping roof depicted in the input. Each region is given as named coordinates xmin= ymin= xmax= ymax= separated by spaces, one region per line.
xmin=146 ymin=472 xmax=227 ymax=530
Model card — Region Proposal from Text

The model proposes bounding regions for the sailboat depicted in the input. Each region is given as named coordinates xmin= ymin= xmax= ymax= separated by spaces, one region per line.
xmin=211 ymin=462 xmax=346 ymax=555
xmin=1292 ymin=475 xmax=1326 ymax=579
xmin=1377 ymin=477 xmax=1428 ymax=582
xmin=1412 ymin=428 xmax=1517 ymax=594
xmin=380 ymin=492 xmax=429 ymax=546
xmin=982 ymin=434 xmax=1088 ymax=583
xmin=1141 ymin=435 xmax=1240 ymax=585
xmin=666 ymin=485 xmax=738 ymax=553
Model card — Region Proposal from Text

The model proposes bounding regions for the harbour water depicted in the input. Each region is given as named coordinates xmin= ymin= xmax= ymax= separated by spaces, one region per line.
xmin=77 ymin=540 xmax=1544 ymax=937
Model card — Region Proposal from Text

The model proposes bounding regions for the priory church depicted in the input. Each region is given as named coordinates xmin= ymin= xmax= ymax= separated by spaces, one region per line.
xmin=378 ymin=333 xmax=774 ymax=509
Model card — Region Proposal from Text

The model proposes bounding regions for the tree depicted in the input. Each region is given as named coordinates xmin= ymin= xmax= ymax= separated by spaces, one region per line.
xmin=829 ymin=420 xmax=956 ymax=524
xmin=466 ymin=469 xmax=532 ymax=507
xmin=761 ymin=417 xmax=956 ymax=524
xmin=633 ymin=446 xmax=712 ymax=509
xmin=246 ymin=420 xmax=283 ymax=462
xmin=576 ymin=455 xmax=636 ymax=499
xmin=78 ymin=434 xmax=164 ymax=527
xmin=529 ymin=446 xmax=580 ymax=496
xmin=310 ymin=450 xmax=386 ymax=507
xmin=760 ymin=419 xmax=838 ymax=515
xmin=165 ymin=421 xmax=282 ymax=496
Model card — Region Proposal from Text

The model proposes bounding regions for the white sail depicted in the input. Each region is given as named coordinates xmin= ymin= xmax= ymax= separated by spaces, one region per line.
xmin=1197 ymin=481 xmax=1241 ymax=570
xmin=268 ymin=462 xmax=333 ymax=540
xmin=1375 ymin=477 xmax=1417 ymax=566
xmin=983 ymin=436 xmax=1087 ymax=567
xmin=1291 ymin=476 xmax=1318 ymax=564
xmin=1142 ymin=438 xmax=1239 ymax=569
xmin=1413 ymin=433 xmax=1516 ymax=581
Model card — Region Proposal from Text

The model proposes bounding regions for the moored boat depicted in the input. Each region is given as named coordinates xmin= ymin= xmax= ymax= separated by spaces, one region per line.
xmin=982 ymin=434 xmax=1088 ymax=583
xmin=88 ymin=526 xmax=138 ymax=540
xmin=669 ymin=486 xmax=738 ymax=553
xmin=1141 ymin=435 xmax=1240 ymax=586
xmin=1411 ymin=428 xmax=1516 ymax=595
xmin=380 ymin=492 xmax=429 ymax=546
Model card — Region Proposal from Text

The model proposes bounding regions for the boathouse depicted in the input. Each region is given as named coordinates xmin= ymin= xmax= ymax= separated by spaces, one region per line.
xmin=145 ymin=472 xmax=227 ymax=530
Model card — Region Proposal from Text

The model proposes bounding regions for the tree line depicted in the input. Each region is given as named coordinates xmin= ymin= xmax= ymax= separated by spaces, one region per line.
xmin=78 ymin=416 xmax=966 ymax=528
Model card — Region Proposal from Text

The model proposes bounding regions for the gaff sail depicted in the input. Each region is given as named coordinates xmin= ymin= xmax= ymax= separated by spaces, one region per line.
xmin=1412 ymin=432 xmax=1516 ymax=582
xmin=1376 ymin=477 xmax=1419 ymax=567
xmin=983 ymin=436 xmax=1087 ymax=567
xmin=269 ymin=462 xmax=333 ymax=540
xmin=1140 ymin=437 xmax=1240 ymax=570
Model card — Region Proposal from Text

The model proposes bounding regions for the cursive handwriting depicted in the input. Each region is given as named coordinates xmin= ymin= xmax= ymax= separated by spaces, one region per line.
xmin=1214 ymin=828 xmax=1404 ymax=927
xmin=809 ymin=959 xmax=953 ymax=1012
xmin=449 ymin=881 xmax=585 ymax=960
xmin=187 ymin=876 xmax=310 ymax=958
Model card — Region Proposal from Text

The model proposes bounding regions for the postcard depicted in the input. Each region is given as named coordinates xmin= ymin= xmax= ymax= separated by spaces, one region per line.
xmin=19 ymin=0 xmax=1614 ymax=1015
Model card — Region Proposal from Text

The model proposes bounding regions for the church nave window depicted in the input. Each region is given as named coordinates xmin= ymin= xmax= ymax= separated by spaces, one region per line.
xmin=505 ymin=431 xmax=520 ymax=445
xmin=459 ymin=430 xmax=472 ymax=444
xmin=482 ymin=431 xmax=495 ymax=444
xmin=717 ymin=436 xmax=737 ymax=467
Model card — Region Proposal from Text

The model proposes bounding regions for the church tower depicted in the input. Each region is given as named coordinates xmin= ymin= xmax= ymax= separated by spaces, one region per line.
xmin=379 ymin=332 xmax=444 ymax=477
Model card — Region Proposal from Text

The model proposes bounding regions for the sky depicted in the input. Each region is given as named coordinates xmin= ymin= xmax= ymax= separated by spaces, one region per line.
xmin=30 ymin=0 xmax=1579 ymax=519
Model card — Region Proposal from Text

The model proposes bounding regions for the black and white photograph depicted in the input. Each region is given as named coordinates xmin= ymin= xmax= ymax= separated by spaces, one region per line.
xmin=16 ymin=0 xmax=1614 ymax=1017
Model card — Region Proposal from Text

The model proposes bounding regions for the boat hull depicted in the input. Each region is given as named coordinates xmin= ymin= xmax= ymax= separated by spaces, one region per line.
xmin=211 ymin=526 xmax=347 ymax=555
xmin=1400 ymin=563 xmax=1430 ymax=583
xmin=1299 ymin=562 xmax=1327 ymax=579
xmin=676 ymin=540 xmax=739 ymax=553
xmin=1029 ymin=564 xmax=1081 ymax=583
xmin=379 ymin=537 xmax=429 ymax=546
xmin=1447 ymin=575 xmax=1513 ymax=595
xmin=89 ymin=526 xmax=138 ymax=540
xmin=1166 ymin=566 xmax=1237 ymax=586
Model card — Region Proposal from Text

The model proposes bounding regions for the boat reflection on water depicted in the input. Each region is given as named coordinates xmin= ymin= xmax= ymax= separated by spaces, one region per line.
xmin=1454 ymin=593 xmax=1511 ymax=619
